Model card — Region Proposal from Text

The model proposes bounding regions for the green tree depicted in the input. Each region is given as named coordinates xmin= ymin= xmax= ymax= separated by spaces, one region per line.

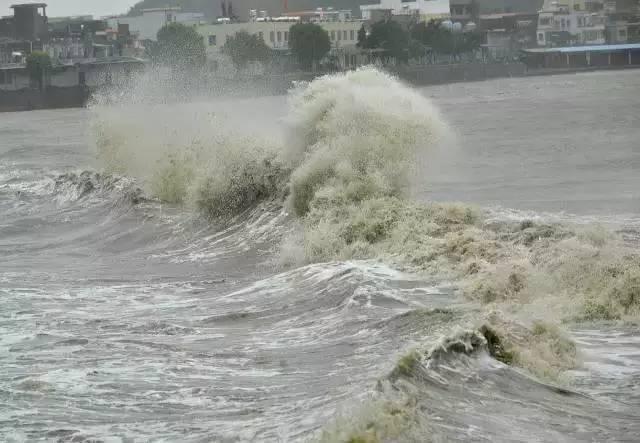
xmin=411 ymin=20 xmax=453 ymax=54
xmin=411 ymin=21 xmax=482 ymax=56
xmin=26 ymin=51 xmax=52 ymax=90
xmin=149 ymin=22 xmax=206 ymax=67
xmin=363 ymin=20 xmax=409 ymax=63
xmin=459 ymin=31 xmax=482 ymax=53
xmin=289 ymin=23 xmax=330 ymax=70
xmin=222 ymin=30 xmax=272 ymax=70
xmin=357 ymin=24 xmax=367 ymax=48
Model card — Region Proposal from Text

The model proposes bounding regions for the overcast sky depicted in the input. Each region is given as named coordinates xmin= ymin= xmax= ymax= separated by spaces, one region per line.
xmin=0 ymin=0 xmax=136 ymax=18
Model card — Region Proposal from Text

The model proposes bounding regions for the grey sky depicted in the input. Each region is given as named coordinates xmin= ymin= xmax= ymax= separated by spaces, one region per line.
xmin=1 ymin=0 xmax=136 ymax=18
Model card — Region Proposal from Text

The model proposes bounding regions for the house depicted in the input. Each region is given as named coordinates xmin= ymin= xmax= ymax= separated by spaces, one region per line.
xmin=196 ymin=15 xmax=363 ymax=71
xmin=536 ymin=0 xmax=607 ymax=46
xmin=360 ymin=0 xmax=452 ymax=23
xmin=107 ymin=8 xmax=205 ymax=42
xmin=605 ymin=0 xmax=640 ymax=43
xmin=9 ymin=3 xmax=49 ymax=42
xmin=480 ymin=12 xmax=539 ymax=57
xmin=451 ymin=0 xmax=477 ymax=24
xmin=0 ymin=3 xmax=49 ymax=62
xmin=280 ymin=8 xmax=354 ymax=23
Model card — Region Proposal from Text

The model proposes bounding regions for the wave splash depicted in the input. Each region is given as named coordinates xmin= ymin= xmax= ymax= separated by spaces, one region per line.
xmin=91 ymin=68 xmax=640 ymax=378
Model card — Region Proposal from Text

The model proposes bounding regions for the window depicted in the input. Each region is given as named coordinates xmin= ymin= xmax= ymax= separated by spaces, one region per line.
xmin=270 ymin=31 xmax=275 ymax=42
xmin=619 ymin=29 xmax=627 ymax=38
xmin=331 ymin=30 xmax=335 ymax=40
xmin=79 ymin=71 xmax=86 ymax=85
xmin=538 ymin=33 xmax=544 ymax=41
xmin=539 ymin=17 xmax=551 ymax=26
xmin=337 ymin=30 xmax=341 ymax=40
xmin=284 ymin=31 xmax=288 ymax=41
xmin=208 ymin=35 xmax=217 ymax=46
xmin=350 ymin=30 xmax=355 ymax=40
xmin=259 ymin=31 xmax=264 ymax=40
xmin=343 ymin=30 xmax=347 ymax=40
xmin=277 ymin=31 xmax=282 ymax=42
xmin=566 ymin=19 xmax=571 ymax=28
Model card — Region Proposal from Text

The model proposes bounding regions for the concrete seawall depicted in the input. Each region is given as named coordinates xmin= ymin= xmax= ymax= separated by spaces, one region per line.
xmin=0 ymin=86 xmax=90 ymax=113
xmin=1 ymin=62 xmax=636 ymax=112
xmin=391 ymin=62 xmax=528 ymax=85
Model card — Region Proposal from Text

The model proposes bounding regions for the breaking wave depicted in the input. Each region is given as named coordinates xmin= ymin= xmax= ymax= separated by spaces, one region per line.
xmin=90 ymin=67 xmax=640 ymax=439
xmin=53 ymin=171 xmax=146 ymax=205
xmin=91 ymin=66 xmax=640 ymax=333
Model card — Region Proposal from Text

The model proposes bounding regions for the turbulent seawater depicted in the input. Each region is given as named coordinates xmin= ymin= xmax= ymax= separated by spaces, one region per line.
xmin=1 ymin=69 xmax=639 ymax=442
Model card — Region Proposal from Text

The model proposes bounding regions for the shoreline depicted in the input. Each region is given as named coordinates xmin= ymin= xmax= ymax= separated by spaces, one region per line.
xmin=1 ymin=63 xmax=638 ymax=113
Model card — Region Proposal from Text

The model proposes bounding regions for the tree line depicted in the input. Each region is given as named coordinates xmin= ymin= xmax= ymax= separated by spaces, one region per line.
xmin=24 ymin=18 xmax=484 ymax=87
xmin=361 ymin=20 xmax=483 ymax=62
xmin=150 ymin=19 xmax=483 ymax=71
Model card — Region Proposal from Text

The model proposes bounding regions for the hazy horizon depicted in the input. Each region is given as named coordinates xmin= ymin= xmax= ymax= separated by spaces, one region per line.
xmin=0 ymin=0 xmax=135 ymax=18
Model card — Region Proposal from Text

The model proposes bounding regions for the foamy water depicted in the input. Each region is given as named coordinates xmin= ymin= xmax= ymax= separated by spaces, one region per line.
xmin=1 ymin=69 xmax=639 ymax=442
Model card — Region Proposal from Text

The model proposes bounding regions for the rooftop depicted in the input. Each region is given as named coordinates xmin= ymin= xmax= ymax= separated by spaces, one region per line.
xmin=75 ymin=56 xmax=146 ymax=66
xmin=480 ymin=12 xmax=538 ymax=19
xmin=11 ymin=3 xmax=47 ymax=8
xmin=142 ymin=7 xmax=181 ymax=13
xmin=524 ymin=43 xmax=640 ymax=53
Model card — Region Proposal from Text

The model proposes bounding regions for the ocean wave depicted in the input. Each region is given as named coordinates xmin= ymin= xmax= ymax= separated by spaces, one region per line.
xmin=52 ymin=170 xmax=146 ymax=205
xmin=90 ymin=66 xmax=640 ymax=328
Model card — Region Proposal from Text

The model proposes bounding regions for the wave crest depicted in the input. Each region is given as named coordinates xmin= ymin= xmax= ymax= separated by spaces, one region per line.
xmin=285 ymin=68 xmax=448 ymax=217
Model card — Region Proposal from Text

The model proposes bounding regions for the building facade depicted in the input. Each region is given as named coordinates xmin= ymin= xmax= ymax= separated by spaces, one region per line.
xmin=107 ymin=8 xmax=205 ymax=41
xmin=480 ymin=12 xmax=540 ymax=57
xmin=0 ymin=3 xmax=49 ymax=63
xmin=360 ymin=0 xmax=451 ymax=22
xmin=536 ymin=0 xmax=607 ymax=46
xmin=196 ymin=19 xmax=363 ymax=69
xmin=450 ymin=0 xmax=477 ymax=23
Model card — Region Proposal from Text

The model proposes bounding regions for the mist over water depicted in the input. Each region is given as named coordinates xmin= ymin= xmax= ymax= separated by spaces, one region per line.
xmin=1 ymin=69 xmax=639 ymax=442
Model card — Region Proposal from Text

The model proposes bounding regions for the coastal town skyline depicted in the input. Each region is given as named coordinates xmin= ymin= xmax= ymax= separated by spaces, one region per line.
xmin=0 ymin=0 xmax=135 ymax=18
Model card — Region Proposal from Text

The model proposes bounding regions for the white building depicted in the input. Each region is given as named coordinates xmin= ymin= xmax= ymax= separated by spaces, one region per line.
xmin=196 ymin=19 xmax=363 ymax=69
xmin=107 ymin=8 xmax=205 ymax=41
xmin=360 ymin=0 xmax=451 ymax=22
xmin=537 ymin=0 xmax=606 ymax=46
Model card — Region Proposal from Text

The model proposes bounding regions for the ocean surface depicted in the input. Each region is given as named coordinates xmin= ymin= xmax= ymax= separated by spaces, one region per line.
xmin=1 ymin=69 xmax=639 ymax=442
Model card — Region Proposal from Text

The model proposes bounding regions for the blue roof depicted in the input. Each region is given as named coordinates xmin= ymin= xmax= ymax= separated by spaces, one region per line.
xmin=524 ymin=43 xmax=640 ymax=54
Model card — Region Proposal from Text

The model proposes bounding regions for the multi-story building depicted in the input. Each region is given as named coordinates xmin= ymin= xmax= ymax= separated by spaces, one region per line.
xmin=360 ymin=0 xmax=451 ymax=23
xmin=0 ymin=3 xmax=49 ymax=63
xmin=279 ymin=8 xmax=354 ymax=23
xmin=480 ymin=12 xmax=540 ymax=57
xmin=107 ymin=8 xmax=205 ymax=41
xmin=196 ymin=15 xmax=363 ymax=69
xmin=450 ymin=0 xmax=477 ymax=23
xmin=604 ymin=0 xmax=640 ymax=43
xmin=1 ymin=4 xmax=146 ymax=92
xmin=536 ymin=0 xmax=606 ymax=46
